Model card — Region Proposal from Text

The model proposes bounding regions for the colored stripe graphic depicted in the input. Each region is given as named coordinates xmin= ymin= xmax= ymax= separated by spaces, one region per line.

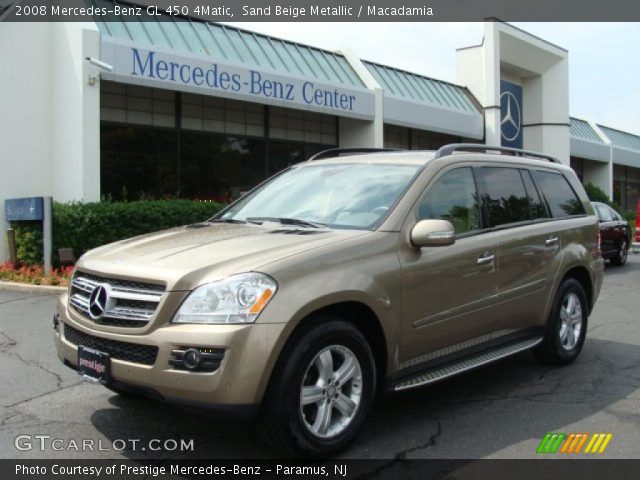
xmin=584 ymin=433 xmax=613 ymax=454
xmin=560 ymin=433 xmax=589 ymax=453
xmin=537 ymin=433 xmax=566 ymax=453
xmin=538 ymin=433 xmax=613 ymax=454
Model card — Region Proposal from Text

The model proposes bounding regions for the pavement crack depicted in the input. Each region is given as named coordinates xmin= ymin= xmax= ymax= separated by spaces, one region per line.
xmin=355 ymin=419 xmax=442 ymax=479
xmin=4 ymin=381 xmax=83 ymax=409
xmin=0 ymin=330 xmax=18 ymax=353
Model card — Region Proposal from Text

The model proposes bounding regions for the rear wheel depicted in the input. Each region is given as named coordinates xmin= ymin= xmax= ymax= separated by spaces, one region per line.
xmin=257 ymin=319 xmax=376 ymax=456
xmin=611 ymin=239 xmax=628 ymax=266
xmin=532 ymin=278 xmax=588 ymax=365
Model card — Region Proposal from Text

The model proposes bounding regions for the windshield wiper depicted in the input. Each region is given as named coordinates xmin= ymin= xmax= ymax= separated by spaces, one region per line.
xmin=246 ymin=217 xmax=326 ymax=229
xmin=208 ymin=218 xmax=249 ymax=224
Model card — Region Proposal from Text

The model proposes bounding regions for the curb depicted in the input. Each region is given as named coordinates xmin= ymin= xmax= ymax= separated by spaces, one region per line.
xmin=0 ymin=281 xmax=67 ymax=294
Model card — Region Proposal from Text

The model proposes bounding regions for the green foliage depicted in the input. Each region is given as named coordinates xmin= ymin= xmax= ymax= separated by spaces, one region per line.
xmin=11 ymin=222 xmax=44 ymax=266
xmin=583 ymin=182 xmax=636 ymax=234
xmin=10 ymin=199 xmax=224 ymax=265
xmin=583 ymin=182 xmax=611 ymax=204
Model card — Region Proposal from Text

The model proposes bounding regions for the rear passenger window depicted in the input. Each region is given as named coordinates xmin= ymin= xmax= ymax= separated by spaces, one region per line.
xmin=418 ymin=167 xmax=481 ymax=235
xmin=480 ymin=167 xmax=531 ymax=227
xmin=594 ymin=204 xmax=612 ymax=222
xmin=521 ymin=170 xmax=548 ymax=219
xmin=535 ymin=171 xmax=586 ymax=218
xmin=609 ymin=206 xmax=622 ymax=221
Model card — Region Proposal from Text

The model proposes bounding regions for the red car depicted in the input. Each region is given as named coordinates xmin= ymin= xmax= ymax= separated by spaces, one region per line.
xmin=592 ymin=202 xmax=630 ymax=266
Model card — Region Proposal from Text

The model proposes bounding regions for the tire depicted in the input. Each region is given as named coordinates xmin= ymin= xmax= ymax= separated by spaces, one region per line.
xmin=610 ymin=238 xmax=628 ymax=266
xmin=257 ymin=318 xmax=376 ymax=457
xmin=532 ymin=278 xmax=588 ymax=365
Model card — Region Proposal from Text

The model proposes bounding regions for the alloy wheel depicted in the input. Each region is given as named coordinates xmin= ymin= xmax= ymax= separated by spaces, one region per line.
xmin=558 ymin=292 xmax=583 ymax=350
xmin=299 ymin=345 xmax=363 ymax=439
xmin=620 ymin=240 xmax=628 ymax=263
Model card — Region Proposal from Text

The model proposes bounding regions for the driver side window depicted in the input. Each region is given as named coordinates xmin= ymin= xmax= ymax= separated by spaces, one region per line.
xmin=418 ymin=167 xmax=481 ymax=235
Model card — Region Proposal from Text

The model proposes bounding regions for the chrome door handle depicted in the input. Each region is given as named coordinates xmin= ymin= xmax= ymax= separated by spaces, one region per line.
xmin=545 ymin=237 xmax=559 ymax=246
xmin=477 ymin=254 xmax=496 ymax=265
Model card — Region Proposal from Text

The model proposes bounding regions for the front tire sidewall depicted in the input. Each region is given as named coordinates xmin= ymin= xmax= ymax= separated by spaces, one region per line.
xmin=266 ymin=321 xmax=376 ymax=456
xmin=550 ymin=280 xmax=588 ymax=362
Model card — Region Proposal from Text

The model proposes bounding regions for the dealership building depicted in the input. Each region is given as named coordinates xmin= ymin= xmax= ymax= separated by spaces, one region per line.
xmin=1 ymin=4 xmax=640 ymax=261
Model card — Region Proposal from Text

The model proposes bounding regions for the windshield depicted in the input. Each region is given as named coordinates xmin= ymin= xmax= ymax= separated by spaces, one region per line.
xmin=219 ymin=163 xmax=421 ymax=230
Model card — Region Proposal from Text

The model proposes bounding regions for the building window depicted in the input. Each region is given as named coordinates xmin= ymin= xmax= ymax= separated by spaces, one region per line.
xmin=383 ymin=124 xmax=477 ymax=150
xmin=412 ymin=129 xmax=468 ymax=150
xmin=613 ymin=164 xmax=640 ymax=210
xmin=269 ymin=107 xmax=337 ymax=145
xmin=181 ymin=94 xmax=264 ymax=137
xmin=384 ymin=125 xmax=409 ymax=149
xmin=101 ymin=81 xmax=175 ymax=128
xmin=100 ymin=84 xmax=338 ymax=201
xmin=101 ymin=125 xmax=178 ymax=200
xmin=180 ymin=132 xmax=265 ymax=202
xmin=570 ymin=157 xmax=585 ymax=182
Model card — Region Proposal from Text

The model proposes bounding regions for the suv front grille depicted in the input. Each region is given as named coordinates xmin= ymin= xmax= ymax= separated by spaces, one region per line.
xmin=64 ymin=323 xmax=158 ymax=366
xmin=69 ymin=271 xmax=165 ymax=328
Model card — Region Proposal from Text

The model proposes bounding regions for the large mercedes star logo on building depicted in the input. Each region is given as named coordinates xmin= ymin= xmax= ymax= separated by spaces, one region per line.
xmin=500 ymin=91 xmax=522 ymax=142
xmin=88 ymin=284 xmax=110 ymax=320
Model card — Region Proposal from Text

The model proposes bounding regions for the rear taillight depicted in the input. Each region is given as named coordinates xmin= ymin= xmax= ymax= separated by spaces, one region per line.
xmin=635 ymin=200 xmax=640 ymax=241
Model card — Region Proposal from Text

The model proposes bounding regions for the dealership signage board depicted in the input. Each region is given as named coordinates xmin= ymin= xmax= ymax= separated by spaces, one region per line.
xmin=101 ymin=38 xmax=375 ymax=120
xmin=5 ymin=197 xmax=44 ymax=222
xmin=500 ymin=80 xmax=523 ymax=149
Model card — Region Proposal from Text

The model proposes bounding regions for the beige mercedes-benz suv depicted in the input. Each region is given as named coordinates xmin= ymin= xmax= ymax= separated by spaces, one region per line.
xmin=54 ymin=144 xmax=604 ymax=455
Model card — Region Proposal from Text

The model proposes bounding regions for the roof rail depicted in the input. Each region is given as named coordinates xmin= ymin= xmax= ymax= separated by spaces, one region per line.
xmin=435 ymin=143 xmax=559 ymax=163
xmin=309 ymin=148 xmax=399 ymax=161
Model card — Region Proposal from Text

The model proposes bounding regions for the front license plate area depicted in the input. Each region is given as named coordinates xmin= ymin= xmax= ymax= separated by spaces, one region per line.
xmin=77 ymin=345 xmax=110 ymax=383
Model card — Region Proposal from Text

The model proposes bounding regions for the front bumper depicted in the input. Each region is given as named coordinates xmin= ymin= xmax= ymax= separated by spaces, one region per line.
xmin=632 ymin=241 xmax=640 ymax=253
xmin=53 ymin=294 xmax=287 ymax=409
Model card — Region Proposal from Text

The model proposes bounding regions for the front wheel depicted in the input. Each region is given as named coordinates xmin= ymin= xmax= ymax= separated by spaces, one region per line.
xmin=532 ymin=278 xmax=588 ymax=365
xmin=257 ymin=319 xmax=376 ymax=456
xmin=611 ymin=239 xmax=628 ymax=266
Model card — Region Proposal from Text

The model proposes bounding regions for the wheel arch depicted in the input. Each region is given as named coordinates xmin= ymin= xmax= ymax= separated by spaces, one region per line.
xmin=258 ymin=299 xmax=390 ymax=403
xmin=560 ymin=265 xmax=594 ymax=314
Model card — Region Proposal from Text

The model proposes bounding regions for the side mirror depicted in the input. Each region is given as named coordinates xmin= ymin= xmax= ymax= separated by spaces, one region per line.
xmin=410 ymin=219 xmax=455 ymax=248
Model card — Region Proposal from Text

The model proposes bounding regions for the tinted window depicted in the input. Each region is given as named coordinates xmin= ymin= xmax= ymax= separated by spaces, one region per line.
xmin=535 ymin=171 xmax=586 ymax=218
xmin=521 ymin=170 xmax=548 ymax=219
xmin=480 ymin=167 xmax=531 ymax=227
xmin=609 ymin=206 xmax=622 ymax=221
xmin=418 ymin=167 xmax=481 ymax=234
xmin=594 ymin=203 xmax=613 ymax=222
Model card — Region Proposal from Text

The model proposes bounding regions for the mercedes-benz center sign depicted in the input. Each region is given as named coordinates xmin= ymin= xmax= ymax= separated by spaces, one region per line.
xmin=100 ymin=37 xmax=376 ymax=120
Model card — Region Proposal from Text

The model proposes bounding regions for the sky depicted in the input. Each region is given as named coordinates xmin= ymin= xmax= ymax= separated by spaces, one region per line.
xmin=226 ymin=22 xmax=640 ymax=135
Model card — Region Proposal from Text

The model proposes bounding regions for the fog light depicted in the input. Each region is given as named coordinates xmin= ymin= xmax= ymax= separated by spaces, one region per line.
xmin=169 ymin=347 xmax=225 ymax=372
xmin=182 ymin=348 xmax=201 ymax=370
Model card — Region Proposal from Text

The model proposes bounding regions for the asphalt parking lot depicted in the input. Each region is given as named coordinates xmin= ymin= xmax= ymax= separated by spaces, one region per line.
xmin=1 ymin=256 xmax=639 ymax=460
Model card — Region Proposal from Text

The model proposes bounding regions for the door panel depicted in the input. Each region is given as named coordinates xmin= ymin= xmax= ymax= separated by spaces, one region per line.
xmin=398 ymin=233 xmax=498 ymax=366
xmin=493 ymin=223 xmax=560 ymax=330
xmin=398 ymin=166 xmax=498 ymax=368
xmin=479 ymin=167 xmax=560 ymax=330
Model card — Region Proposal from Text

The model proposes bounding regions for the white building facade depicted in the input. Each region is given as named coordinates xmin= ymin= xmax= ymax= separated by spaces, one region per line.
xmin=1 ymin=13 xmax=640 ymax=262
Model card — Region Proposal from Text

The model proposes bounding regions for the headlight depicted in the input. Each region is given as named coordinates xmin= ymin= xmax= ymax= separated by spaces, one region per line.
xmin=172 ymin=273 xmax=277 ymax=324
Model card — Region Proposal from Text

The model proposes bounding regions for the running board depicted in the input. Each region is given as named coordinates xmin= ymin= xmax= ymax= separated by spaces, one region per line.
xmin=393 ymin=337 xmax=543 ymax=392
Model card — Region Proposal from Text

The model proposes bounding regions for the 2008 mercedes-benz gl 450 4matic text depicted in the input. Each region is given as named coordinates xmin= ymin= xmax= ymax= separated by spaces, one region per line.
xmin=54 ymin=144 xmax=604 ymax=456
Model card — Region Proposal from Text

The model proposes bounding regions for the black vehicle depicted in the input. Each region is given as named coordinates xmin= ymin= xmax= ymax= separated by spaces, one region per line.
xmin=592 ymin=202 xmax=630 ymax=266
